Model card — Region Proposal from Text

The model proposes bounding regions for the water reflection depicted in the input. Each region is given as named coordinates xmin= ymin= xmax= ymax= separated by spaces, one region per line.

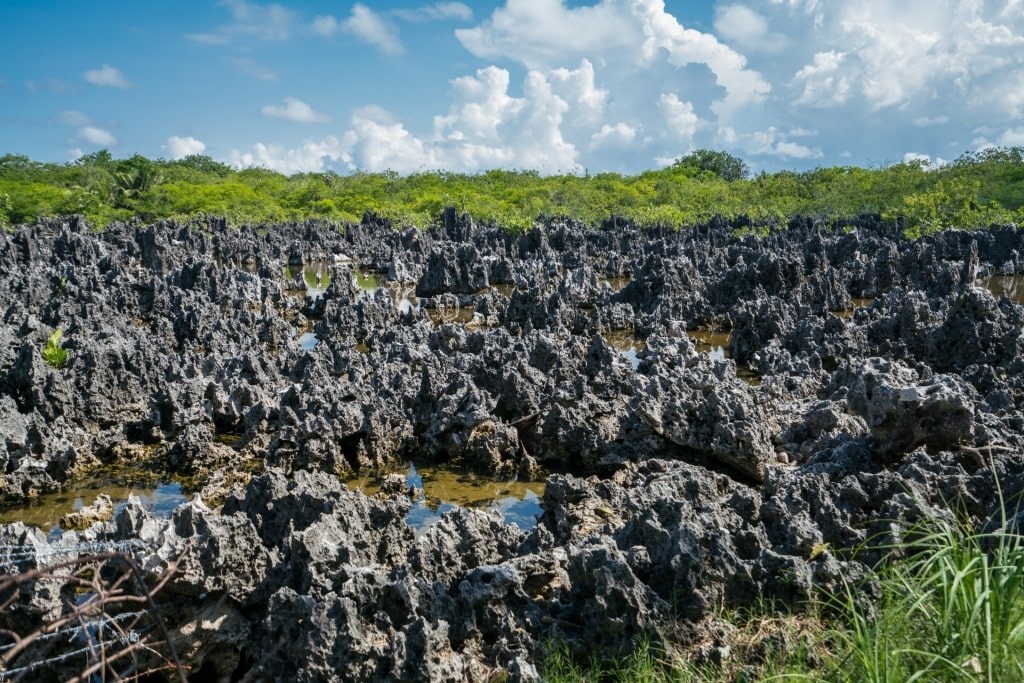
xmin=601 ymin=277 xmax=632 ymax=291
xmin=284 ymin=262 xmax=332 ymax=299
xmin=980 ymin=275 xmax=1024 ymax=304
xmin=491 ymin=283 xmax=516 ymax=297
xmin=291 ymin=321 xmax=320 ymax=350
xmin=297 ymin=331 xmax=319 ymax=350
xmin=834 ymin=298 xmax=875 ymax=320
xmin=0 ymin=471 xmax=188 ymax=537
xmin=348 ymin=463 xmax=544 ymax=533
xmin=602 ymin=330 xmax=738 ymax=369
xmin=688 ymin=330 xmax=730 ymax=361
xmin=355 ymin=271 xmax=378 ymax=298
xmin=603 ymin=330 xmax=645 ymax=370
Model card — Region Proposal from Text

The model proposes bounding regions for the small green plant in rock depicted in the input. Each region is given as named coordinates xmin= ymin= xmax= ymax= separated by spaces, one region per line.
xmin=42 ymin=328 xmax=68 ymax=368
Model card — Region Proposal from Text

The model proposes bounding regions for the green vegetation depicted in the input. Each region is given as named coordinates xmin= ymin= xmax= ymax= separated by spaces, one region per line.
xmin=672 ymin=149 xmax=751 ymax=182
xmin=41 ymin=328 xmax=68 ymax=369
xmin=826 ymin=507 xmax=1024 ymax=683
xmin=541 ymin=505 xmax=1024 ymax=682
xmin=1 ymin=148 xmax=1023 ymax=235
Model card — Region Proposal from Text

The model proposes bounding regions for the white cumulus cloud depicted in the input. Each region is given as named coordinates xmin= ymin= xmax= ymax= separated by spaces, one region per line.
xmin=346 ymin=106 xmax=437 ymax=172
xmin=997 ymin=127 xmax=1024 ymax=146
xmin=228 ymin=136 xmax=351 ymax=174
xmin=903 ymin=152 xmax=948 ymax=169
xmin=433 ymin=66 xmax=577 ymax=172
xmin=456 ymin=0 xmax=638 ymax=68
xmin=83 ymin=65 xmax=130 ymax=88
xmin=261 ymin=97 xmax=331 ymax=124
xmin=974 ymin=126 xmax=1024 ymax=149
xmin=338 ymin=4 xmax=404 ymax=55
xmin=231 ymin=65 xmax=586 ymax=175
xmin=393 ymin=3 xmax=473 ymax=22
xmin=793 ymin=50 xmax=852 ymax=106
xmin=215 ymin=1 xmax=1024 ymax=177
xmin=434 ymin=67 xmax=526 ymax=147
xmin=590 ymin=122 xmax=636 ymax=150
xmin=439 ymin=0 xmax=773 ymax=170
xmin=785 ymin=1 xmax=1024 ymax=114
xmin=746 ymin=126 xmax=822 ymax=159
xmin=549 ymin=59 xmax=607 ymax=124
xmin=714 ymin=4 xmax=788 ymax=53
xmin=188 ymin=0 xmax=295 ymax=43
xmin=165 ymin=136 xmax=207 ymax=159
xmin=310 ymin=15 xmax=339 ymax=36
xmin=658 ymin=94 xmax=700 ymax=143
xmin=457 ymin=0 xmax=768 ymax=123
xmin=78 ymin=126 xmax=117 ymax=147
xmin=58 ymin=110 xmax=91 ymax=126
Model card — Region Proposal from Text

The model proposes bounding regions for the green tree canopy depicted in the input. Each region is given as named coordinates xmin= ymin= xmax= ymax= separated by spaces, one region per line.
xmin=673 ymin=149 xmax=751 ymax=181
xmin=3 ymin=147 xmax=1024 ymax=236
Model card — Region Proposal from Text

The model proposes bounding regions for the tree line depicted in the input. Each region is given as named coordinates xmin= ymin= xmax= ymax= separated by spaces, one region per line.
xmin=1 ymin=147 xmax=1022 ymax=236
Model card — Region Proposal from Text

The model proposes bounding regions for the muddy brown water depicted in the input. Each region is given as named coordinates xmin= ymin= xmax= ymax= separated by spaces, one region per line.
xmin=0 ymin=462 xmax=544 ymax=536
xmin=347 ymin=463 xmax=544 ymax=533
xmin=603 ymin=329 xmax=729 ymax=366
xmin=601 ymin=277 xmax=632 ymax=291
xmin=688 ymin=330 xmax=731 ymax=362
xmin=604 ymin=330 xmax=645 ymax=369
xmin=284 ymin=262 xmax=332 ymax=299
xmin=0 ymin=468 xmax=188 ymax=537
xmin=980 ymin=274 xmax=1024 ymax=304
xmin=834 ymin=298 xmax=876 ymax=319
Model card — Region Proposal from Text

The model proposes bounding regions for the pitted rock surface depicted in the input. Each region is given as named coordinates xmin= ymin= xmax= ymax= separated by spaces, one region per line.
xmin=3 ymin=214 xmax=1024 ymax=680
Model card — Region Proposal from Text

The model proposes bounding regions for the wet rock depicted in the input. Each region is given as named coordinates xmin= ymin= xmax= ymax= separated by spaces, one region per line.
xmin=60 ymin=493 xmax=114 ymax=529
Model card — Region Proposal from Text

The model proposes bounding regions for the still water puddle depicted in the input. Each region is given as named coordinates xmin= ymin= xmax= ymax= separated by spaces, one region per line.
xmin=297 ymin=331 xmax=319 ymax=350
xmin=348 ymin=463 xmax=544 ymax=534
xmin=356 ymin=272 xmax=419 ymax=312
xmin=980 ymin=275 xmax=1024 ymax=304
xmin=491 ymin=283 xmax=516 ymax=297
xmin=688 ymin=330 xmax=730 ymax=361
xmin=291 ymin=321 xmax=320 ymax=350
xmin=604 ymin=330 xmax=761 ymax=385
xmin=0 ymin=470 xmax=188 ymax=538
xmin=355 ymin=271 xmax=379 ymax=298
xmin=284 ymin=262 xmax=332 ymax=299
xmin=601 ymin=277 xmax=632 ymax=291
xmin=835 ymin=298 xmax=876 ymax=320
xmin=355 ymin=272 xmax=479 ymax=325
xmin=603 ymin=330 xmax=730 ymax=368
xmin=603 ymin=330 xmax=645 ymax=369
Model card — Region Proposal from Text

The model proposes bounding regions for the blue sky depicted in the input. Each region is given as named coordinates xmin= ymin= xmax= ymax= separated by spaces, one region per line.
xmin=2 ymin=0 xmax=1023 ymax=176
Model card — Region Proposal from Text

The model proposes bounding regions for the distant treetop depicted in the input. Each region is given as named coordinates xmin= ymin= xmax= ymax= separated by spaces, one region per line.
xmin=673 ymin=149 xmax=750 ymax=182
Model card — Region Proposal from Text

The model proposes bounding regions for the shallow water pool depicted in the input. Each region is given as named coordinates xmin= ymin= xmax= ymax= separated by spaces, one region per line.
xmin=0 ymin=469 xmax=188 ymax=537
xmin=348 ymin=463 xmax=544 ymax=533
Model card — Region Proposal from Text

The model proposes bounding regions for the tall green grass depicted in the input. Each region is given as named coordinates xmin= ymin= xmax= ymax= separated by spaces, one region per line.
xmin=826 ymin=507 xmax=1024 ymax=682
xmin=541 ymin=498 xmax=1024 ymax=682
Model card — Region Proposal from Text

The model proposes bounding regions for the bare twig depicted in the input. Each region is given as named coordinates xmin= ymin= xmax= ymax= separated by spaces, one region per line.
xmin=0 ymin=542 xmax=190 ymax=682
